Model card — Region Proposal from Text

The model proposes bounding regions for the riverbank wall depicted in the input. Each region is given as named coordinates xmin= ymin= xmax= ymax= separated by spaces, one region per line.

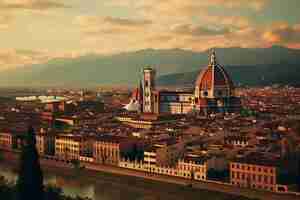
xmin=1 ymin=150 xmax=299 ymax=200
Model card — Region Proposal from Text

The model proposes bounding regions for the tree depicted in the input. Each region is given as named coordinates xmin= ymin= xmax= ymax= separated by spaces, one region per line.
xmin=44 ymin=185 xmax=63 ymax=200
xmin=16 ymin=126 xmax=44 ymax=200
xmin=0 ymin=176 xmax=14 ymax=200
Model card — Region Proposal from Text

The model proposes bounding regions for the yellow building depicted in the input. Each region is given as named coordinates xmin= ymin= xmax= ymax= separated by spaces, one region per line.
xmin=0 ymin=132 xmax=12 ymax=150
xmin=230 ymin=153 xmax=286 ymax=192
xmin=93 ymin=136 xmax=133 ymax=165
xmin=35 ymin=128 xmax=56 ymax=156
xmin=144 ymin=139 xmax=185 ymax=168
xmin=177 ymin=154 xmax=207 ymax=181
xmin=36 ymin=133 xmax=45 ymax=155
xmin=55 ymin=134 xmax=93 ymax=161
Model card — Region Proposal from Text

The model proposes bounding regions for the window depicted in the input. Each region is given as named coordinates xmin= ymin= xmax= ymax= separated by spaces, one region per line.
xmin=232 ymin=172 xmax=235 ymax=179
xmin=258 ymin=175 xmax=262 ymax=182
xmin=264 ymin=176 xmax=268 ymax=184
xmin=203 ymin=91 xmax=208 ymax=97
xmin=145 ymin=80 xmax=149 ymax=87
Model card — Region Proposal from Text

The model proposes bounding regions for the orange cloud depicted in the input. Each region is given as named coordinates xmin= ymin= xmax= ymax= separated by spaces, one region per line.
xmin=75 ymin=15 xmax=153 ymax=35
xmin=263 ymin=23 xmax=300 ymax=44
xmin=0 ymin=15 xmax=13 ymax=30
xmin=172 ymin=24 xmax=231 ymax=36
xmin=0 ymin=0 xmax=70 ymax=10
xmin=109 ymin=0 xmax=269 ymax=11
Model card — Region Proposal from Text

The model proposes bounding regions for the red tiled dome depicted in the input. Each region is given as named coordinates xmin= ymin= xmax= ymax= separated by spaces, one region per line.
xmin=195 ymin=52 xmax=234 ymax=90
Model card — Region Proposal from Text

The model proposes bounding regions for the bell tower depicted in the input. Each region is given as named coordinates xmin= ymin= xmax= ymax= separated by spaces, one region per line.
xmin=142 ymin=67 xmax=156 ymax=113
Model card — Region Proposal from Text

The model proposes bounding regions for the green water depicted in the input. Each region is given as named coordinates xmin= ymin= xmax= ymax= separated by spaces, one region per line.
xmin=0 ymin=163 xmax=251 ymax=200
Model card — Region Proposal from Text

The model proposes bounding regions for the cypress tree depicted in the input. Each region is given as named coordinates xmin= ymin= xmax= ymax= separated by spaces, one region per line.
xmin=16 ymin=126 xmax=44 ymax=200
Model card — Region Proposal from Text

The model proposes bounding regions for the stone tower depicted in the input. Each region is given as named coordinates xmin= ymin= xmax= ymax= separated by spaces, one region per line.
xmin=142 ymin=67 xmax=156 ymax=113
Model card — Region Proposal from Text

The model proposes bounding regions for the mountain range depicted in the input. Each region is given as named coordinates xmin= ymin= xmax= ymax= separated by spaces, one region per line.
xmin=1 ymin=46 xmax=300 ymax=87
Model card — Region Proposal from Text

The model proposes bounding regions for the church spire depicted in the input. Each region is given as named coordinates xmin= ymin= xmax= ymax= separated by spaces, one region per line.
xmin=210 ymin=49 xmax=217 ymax=66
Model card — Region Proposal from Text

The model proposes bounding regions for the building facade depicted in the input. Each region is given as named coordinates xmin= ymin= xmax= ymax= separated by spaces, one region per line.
xmin=126 ymin=51 xmax=241 ymax=115
xmin=143 ymin=67 xmax=156 ymax=113
xmin=0 ymin=132 xmax=12 ymax=150
xmin=177 ymin=154 xmax=207 ymax=181
xmin=55 ymin=134 xmax=93 ymax=161
xmin=36 ymin=129 xmax=56 ymax=156
xmin=230 ymin=153 xmax=287 ymax=192
xmin=144 ymin=139 xmax=185 ymax=168
xmin=93 ymin=136 xmax=134 ymax=165
xmin=55 ymin=134 xmax=81 ymax=161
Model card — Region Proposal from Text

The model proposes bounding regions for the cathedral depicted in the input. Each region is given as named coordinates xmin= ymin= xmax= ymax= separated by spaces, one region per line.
xmin=125 ymin=51 xmax=241 ymax=115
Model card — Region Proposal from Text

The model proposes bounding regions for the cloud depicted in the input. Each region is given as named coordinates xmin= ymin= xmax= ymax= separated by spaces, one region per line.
xmin=76 ymin=15 xmax=152 ymax=35
xmin=0 ymin=49 xmax=87 ymax=71
xmin=195 ymin=0 xmax=269 ymax=10
xmin=109 ymin=0 xmax=269 ymax=11
xmin=74 ymin=12 xmax=269 ymax=54
xmin=0 ymin=0 xmax=70 ymax=11
xmin=0 ymin=49 xmax=46 ymax=70
xmin=109 ymin=0 xmax=269 ymax=21
xmin=103 ymin=16 xmax=152 ymax=27
xmin=200 ymin=15 xmax=251 ymax=29
xmin=263 ymin=23 xmax=300 ymax=44
xmin=172 ymin=24 xmax=231 ymax=36
xmin=0 ymin=15 xmax=13 ymax=30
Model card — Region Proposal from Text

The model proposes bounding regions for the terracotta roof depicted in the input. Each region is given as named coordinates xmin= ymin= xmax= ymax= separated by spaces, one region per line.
xmin=195 ymin=64 xmax=234 ymax=90
xmin=195 ymin=51 xmax=234 ymax=91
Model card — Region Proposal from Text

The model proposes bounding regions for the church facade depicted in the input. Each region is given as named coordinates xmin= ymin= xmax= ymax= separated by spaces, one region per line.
xmin=126 ymin=51 xmax=241 ymax=115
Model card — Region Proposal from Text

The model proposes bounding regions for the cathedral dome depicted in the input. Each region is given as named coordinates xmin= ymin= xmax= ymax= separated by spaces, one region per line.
xmin=195 ymin=51 xmax=234 ymax=98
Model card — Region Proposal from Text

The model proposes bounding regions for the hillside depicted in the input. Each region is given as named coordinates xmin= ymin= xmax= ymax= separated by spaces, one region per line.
xmin=1 ymin=46 xmax=300 ymax=87
xmin=157 ymin=64 xmax=300 ymax=87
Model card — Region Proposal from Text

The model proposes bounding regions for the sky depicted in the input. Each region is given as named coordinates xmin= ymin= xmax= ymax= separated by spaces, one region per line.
xmin=0 ymin=0 xmax=300 ymax=70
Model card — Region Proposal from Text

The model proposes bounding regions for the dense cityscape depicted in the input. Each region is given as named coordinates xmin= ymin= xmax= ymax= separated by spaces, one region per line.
xmin=0 ymin=52 xmax=300 ymax=200
xmin=1 ymin=1 xmax=300 ymax=199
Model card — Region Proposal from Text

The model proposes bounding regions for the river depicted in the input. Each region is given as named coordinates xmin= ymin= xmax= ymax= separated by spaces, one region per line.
xmin=0 ymin=163 xmax=166 ymax=200
xmin=0 ymin=162 xmax=255 ymax=200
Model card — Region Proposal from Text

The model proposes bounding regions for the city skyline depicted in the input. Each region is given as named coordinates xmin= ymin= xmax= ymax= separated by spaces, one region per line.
xmin=0 ymin=0 xmax=300 ymax=70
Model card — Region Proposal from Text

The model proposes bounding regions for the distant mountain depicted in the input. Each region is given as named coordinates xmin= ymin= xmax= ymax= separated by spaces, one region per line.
xmin=1 ymin=46 xmax=300 ymax=87
xmin=157 ymin=64 xmax=300 ymax=87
